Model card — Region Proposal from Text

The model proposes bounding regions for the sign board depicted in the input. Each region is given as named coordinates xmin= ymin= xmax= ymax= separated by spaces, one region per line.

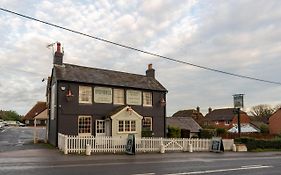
xmin=125 ymin=134 xmax=135 ymax=155
xmin=210 ymin=137 xmax=224 ymax=153
xmin=233 ymin=94 xmax=244 ymax=108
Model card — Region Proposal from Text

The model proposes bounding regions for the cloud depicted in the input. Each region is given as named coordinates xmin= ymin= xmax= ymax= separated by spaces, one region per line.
xmin=0 ymin=0 xmax=281 ymax=116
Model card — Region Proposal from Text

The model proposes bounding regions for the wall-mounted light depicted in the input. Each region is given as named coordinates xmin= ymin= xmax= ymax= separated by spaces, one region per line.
xmin=66 ymin=88 xmax=74 ymax=102
xmin=127 ymin=106 xmax=132 ymax=115
xmin=160 ymin=98 xmax=166 ymax=107
xmin=61 ymin=86 xmax=66 ymax=91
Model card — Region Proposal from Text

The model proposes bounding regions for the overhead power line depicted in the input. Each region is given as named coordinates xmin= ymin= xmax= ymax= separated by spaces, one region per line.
xmin=1 ymin=7 xmax=281 ymax=85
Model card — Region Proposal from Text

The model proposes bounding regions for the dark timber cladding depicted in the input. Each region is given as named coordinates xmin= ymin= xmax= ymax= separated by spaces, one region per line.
xmin=47 ymin=42 xmax=168 ymax=146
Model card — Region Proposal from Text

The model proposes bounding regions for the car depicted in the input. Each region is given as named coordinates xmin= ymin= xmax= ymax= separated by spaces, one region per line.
xmin=16 ymin=121 xmax=26 ymax=127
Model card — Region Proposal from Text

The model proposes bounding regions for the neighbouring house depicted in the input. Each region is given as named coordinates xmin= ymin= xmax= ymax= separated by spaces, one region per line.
xmin=23 ymin=101 xmax=48 ymax=126
xmin=205 ymin=108 xmax=251 ymax=130
xmin=171 ymin=107 xmax=208 ymax=127
xmin=228 ymin=123 xmax=260 ymax=133
xmin=166 ymin=116 xmax=202 ymax=138
xmin=269 ymin=108 xmax=281 ymax=135
xmin=47 ymin=43 xmax=167 ymax=146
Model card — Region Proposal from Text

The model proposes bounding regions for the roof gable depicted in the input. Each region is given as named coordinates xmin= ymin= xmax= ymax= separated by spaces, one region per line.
xmin=54 ymin=64 xmax=167 ymax=91
xmin=166 ymin=117 xmax=202 ymax=132
xmin=23 ymin=102 xmax=47 ymax=120
xmin=205 ymin=108 xmax=247 ymax=121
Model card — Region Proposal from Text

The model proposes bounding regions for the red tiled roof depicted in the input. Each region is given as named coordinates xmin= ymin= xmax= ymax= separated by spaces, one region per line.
xmin=23 ymin=101 xmax=47 ymax=120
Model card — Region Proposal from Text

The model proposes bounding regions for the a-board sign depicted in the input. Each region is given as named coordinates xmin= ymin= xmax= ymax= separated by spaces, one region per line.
xmin=210 ymin=137 xmax=224 ymax=153
xmin=125 ymin=134 xmax=135 ymax=155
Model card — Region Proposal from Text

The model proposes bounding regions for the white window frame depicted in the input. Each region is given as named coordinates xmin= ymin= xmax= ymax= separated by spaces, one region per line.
xmin=79 ymin=86 xmax=92 ymax=104
xmin=126 ymin=90 xmax=142 ymax=105
xmin=143 ymin=92 xmax=152 ymax=107
xmin=94 ymin=87 xmax=112 ymax=104
xmin=118 ymin=120 xmax=137 ymax=133
xmin=143 ymin=117 xmax=153 ymax=131
xmin=96 ymin=120 xmax=105 ymax=135
xmin=78 ymin=116 xmax=92 ymax=136
xmin=113 ymin=89 xmax=124 ymax=105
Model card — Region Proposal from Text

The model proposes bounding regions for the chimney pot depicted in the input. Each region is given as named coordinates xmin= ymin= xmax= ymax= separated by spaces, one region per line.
xmin=148 ymin=64 xmax=153 ymax=70
xmin=208 ymin=107 xmax=212 ymax=113
xmin=57 ymin=42 xmax=61 ymax=53
xmin=196 ymin=106 xmax=200 ymax=113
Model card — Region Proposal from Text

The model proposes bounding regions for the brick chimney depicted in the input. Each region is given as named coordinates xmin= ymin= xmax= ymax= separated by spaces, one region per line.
xmin=146 ymin=64 xmax=155 ymax=78
xmin=53 ymin=42 xmax=63 ymax=65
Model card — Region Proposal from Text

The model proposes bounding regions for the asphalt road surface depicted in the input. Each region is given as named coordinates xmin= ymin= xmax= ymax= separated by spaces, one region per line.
xmin=1 ymin=127 xmax=281 ymax=175
xmin=0 ymin=126 xmax=46 ymax=152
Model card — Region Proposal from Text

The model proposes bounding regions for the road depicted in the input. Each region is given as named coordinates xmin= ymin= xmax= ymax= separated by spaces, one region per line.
xmin=1 ymin=127 xmax=281 ymax=175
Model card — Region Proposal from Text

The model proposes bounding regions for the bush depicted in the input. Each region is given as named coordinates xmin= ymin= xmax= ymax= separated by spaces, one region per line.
xmin=260 ymin=124 xmax=269 ymax=134
xmin=216 ymin=128 xmax=226 ymax=136
xmin=234 ymin=137 xmax=281 ymax=151
xmin=167 ymin=126 xmax=181 ymax=138
xmin=199 ymin=129 xmax=216 ymax=138
xmin=142 ymin=130 xmax=153 ymax=137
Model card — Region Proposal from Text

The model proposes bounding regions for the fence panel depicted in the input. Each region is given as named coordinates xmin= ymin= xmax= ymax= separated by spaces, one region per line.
xmin=58 ymin=133 xmax=214 ymax=154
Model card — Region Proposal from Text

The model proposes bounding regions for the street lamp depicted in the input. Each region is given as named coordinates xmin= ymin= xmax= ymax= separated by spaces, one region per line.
xmin=233 ymin=94 xmax=244 ymax=137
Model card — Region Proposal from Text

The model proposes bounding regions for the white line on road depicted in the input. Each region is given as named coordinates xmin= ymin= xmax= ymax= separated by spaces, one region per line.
xmin=165 ymin=165 xmax=273 ymax=175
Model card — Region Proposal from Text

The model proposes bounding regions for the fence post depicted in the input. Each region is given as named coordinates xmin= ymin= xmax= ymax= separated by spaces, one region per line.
xmin=64 ymin=135 xmax=68 ymax=155
xmin=160 ymin=138 xmax=165 ymax=153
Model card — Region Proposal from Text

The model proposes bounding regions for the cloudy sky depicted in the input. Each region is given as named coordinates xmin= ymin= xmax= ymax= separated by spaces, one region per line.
xmin=0 ymin=0 xmax=281 ymax=116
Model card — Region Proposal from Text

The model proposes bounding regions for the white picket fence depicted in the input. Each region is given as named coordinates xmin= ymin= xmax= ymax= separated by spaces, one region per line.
xmin=58 ymin=133 xmax=233 ymax=155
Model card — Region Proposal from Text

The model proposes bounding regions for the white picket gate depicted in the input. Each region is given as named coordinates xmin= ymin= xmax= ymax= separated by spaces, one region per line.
xmin=58 ymin=133 xmax=233 ymax=155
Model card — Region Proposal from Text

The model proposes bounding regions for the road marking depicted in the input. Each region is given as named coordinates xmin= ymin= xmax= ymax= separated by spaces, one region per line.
xmin=132 ymin=173 xmax=155 ymax=175
xmin=165 ymin=165 xmax=273 ymax=175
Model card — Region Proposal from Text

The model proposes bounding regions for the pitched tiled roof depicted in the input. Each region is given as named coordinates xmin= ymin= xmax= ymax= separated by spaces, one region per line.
xmin=166 ymin=117 xmax=202 ymax=132
xmin=172 ymin=110 xmax=195 ymax=118
xmin=205 ymin=108 xmax=246 ymax=121
xmin=54 ymin=64 xmax=167 ymax=92
xmin=172 ymin=109 xmax=208 ymax=127
xmin=23 ymin=102 xmax=47 ymax=120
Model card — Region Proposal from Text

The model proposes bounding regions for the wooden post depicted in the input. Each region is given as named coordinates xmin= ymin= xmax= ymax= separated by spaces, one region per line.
xmin=33 ymin=119 xmax=37 ymax=144
xmin=64 ymin=135 xmax=68 ymax=155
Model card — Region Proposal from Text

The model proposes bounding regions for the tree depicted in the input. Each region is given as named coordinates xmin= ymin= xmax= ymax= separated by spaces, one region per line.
xmin=250 ymin=104 xmax=274 ymax=123
xmin=1 ymin=110 xmax=21 ymax=121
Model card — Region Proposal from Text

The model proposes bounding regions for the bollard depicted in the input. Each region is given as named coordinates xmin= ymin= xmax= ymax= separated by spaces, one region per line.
xmin=86 ymin=144 xmax=91 ymax=156
xmin=160 ymin=143 xmax=165 ymax=154
xmin=188 ymin=143 xmax=193 ymax=153
xmin=232 ymin=144 xmax=236 ymax=152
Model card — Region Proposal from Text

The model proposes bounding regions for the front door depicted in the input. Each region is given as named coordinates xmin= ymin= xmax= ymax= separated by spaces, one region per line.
xmin=95 ymin=120 xmax=105 ymax=137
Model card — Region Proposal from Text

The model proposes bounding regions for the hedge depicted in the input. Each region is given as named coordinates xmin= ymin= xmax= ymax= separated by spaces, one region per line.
xmin=235 ymin=137 xmax=281 ymax=151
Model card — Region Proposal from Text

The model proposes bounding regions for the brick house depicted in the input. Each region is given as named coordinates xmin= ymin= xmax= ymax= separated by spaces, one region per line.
xmin=269 ymin=108 xmax=281 ymax=135
xmin=23 ymin=101 xmax=47 ymax=126
xmin=205 ymin=108 xmax=250 ymax=129
xmin=47 ymin=43 xmax=167 ymax=146
xmin=171 ymin=107 xmax=208 ymax=127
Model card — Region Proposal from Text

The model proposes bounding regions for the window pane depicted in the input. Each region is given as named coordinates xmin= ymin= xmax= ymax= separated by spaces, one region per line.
xmin=79 ymin=86 xmax=92 ymax=104
xmin=125 ymin=120 xmax=130 ymax=131
xmin=143 ymin=92 xmax=152 ymax=106
xmin=96 ymin=120 xmax=105 ymax=133
xmin=94 ymin=87 xmax=112 ymax=103
xmin=113 ymin=89 xmax=124 ymax=104
xmin=127 ymin=90 xmax=141 ymax=105
xmin=143 ymin=117 xmax=152 ymax=131
xmin=131 ymin=121 xmax=136 ymax=131
xmin=118 ymin=120 xmax=123 ymax=132
xmin=78 ymin=116 xmax=92 ymax=135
